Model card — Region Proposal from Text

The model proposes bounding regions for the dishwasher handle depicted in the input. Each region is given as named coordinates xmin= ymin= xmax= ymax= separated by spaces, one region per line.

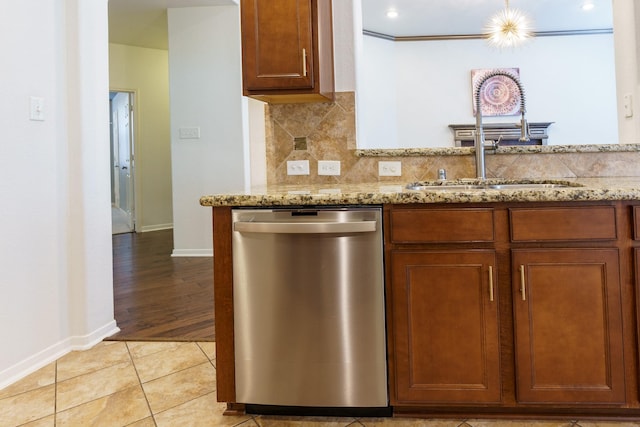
xmin=234 ymin=220 xmax=377 ymax=234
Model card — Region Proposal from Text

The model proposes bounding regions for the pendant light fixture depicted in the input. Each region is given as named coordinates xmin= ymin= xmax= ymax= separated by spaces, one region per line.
xmin=485 ymin=0 xmax=533 ymax=48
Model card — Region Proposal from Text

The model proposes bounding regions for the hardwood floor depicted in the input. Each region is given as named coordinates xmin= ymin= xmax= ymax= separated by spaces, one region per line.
xmin=107 ymin=229 xmax=215 ymax=341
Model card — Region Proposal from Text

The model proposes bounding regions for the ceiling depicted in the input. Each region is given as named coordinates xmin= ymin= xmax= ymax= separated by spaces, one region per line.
xmin=362 ymin=0 xmax=613 ymax=38
xmin=108 ymin=0 xmax=613 ymax=50
xmin=108 ymin=0 xmax=237 ymax=50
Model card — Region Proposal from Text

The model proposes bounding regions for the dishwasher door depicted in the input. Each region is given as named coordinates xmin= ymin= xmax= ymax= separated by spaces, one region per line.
xmin=232 ymin=207 xmax=388 ymax=409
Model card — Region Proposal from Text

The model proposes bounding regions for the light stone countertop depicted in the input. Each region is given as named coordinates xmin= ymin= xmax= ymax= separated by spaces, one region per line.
xmin=199 ymin=177 xmax=640 ymax=207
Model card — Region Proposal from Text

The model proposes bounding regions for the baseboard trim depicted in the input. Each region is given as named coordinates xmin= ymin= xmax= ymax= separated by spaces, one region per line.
xmin=139 ymin=224 xmax=173 ymax=233
xmin=171 ymin=249 xmax=213 ymax=257
xmin=0 ymin=321 xmax=120 ymax=390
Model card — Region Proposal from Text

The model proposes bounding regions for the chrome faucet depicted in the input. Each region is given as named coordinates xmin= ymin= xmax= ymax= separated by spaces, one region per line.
xmin=474 ymin=71 xmax=530 ymax=180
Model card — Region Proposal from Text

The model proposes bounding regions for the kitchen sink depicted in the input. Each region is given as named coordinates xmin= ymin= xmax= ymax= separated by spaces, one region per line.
xmin=486 ymin=183 xmax=575 ymax=190
xmin=405 ymin=180 xmax=582 ymax=191
xmin=406 ymin=184 xmax=488 ymax=191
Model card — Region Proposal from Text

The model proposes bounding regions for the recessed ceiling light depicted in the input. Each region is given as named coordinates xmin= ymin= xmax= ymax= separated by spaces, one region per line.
xmin=386 ymin=8 xmax=398 ymax=19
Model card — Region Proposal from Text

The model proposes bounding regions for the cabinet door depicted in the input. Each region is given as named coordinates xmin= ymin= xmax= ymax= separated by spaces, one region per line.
xmin=512 ymin=249 xmax=625 ymax=404
xmin=390 ymin=250 xmax=501 ymax=404
xmin=636 ymin=248 xmax=640 ymax=372
xmin=241 ymin=0 xmax=314 ymax=91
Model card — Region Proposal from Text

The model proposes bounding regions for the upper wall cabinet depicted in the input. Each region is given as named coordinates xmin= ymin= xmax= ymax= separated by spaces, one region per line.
xmin=240 ymin=0 xmax=334 ymax=104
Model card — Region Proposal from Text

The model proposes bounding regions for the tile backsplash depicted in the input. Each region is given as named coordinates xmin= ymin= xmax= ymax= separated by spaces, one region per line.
xmin=265 ymin=92 xmax=640 ymax=185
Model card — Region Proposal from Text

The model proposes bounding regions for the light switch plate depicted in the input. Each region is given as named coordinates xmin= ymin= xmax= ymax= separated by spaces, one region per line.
xmin=179 ymin=127 xmax=201 ymax=139
xmin=30 ymin=96 xmax=45 ymax=121
xmin=624 ymin=93 xmax=633 ymax=118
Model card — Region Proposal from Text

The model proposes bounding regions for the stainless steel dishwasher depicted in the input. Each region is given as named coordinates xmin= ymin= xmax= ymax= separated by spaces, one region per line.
xmin=231 ymin=207 xmax=388 ymax=413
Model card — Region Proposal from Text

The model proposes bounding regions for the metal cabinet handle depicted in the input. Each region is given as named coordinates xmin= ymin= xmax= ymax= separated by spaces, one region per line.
xmin=519 ymin=265 xmax=526 ymax=301
xmin=489 ymin=266 xmax=494 ymax=302
xmin=302 ymin=48 xmax=307 ymax=77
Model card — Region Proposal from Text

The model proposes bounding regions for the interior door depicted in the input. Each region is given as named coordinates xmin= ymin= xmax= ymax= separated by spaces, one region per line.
xmin=110 ymin=91 xmax=135 ymax=232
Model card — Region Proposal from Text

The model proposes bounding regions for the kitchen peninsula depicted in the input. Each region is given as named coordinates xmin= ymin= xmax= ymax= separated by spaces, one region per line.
xmin=201 ymin=177 xmax=640 ymax=419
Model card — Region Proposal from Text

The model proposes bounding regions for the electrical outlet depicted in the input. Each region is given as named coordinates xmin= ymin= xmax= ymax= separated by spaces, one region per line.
xmin=318 ymin=160 xmax=341 ymax=176
xmin=287 ymin=160 xmax=310 ymax=175
xmin=378 ymin=161 xmax=402 ymax=176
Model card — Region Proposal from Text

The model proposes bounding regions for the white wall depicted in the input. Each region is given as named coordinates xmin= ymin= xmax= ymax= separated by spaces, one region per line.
xmin=168 ymin=6 xmax=246 ymax=256
xmin=614 ymin=0 xmax=640 ymax=144
xmin=358 ymin=36 xmax=399 ymax=148
xmin=358 ymin=33 xmax=618 ymax=148
xmin=0 ymin=0 xmax=117 ymax=388
xmin=109 ymin=44 xmax=173 ymax=232
xmin=247 ymin=98 xmax=267 ymax=187
xmin=349 ymin=0 xmax=640 ymax=148
xmin=332 ymin=0 xmax=357 ymax=92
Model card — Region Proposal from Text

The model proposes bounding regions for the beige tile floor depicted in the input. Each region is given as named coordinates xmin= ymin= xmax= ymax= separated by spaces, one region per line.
xmin=1 ymin=341 xmax=638 ymax=427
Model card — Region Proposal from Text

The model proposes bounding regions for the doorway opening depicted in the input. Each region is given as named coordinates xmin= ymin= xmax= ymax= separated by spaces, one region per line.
xmin=110 ymin=91 xmax=136 ymax=234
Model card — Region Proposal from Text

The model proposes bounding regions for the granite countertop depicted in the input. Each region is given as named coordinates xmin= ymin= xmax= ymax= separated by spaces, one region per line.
xmin=199 ymin=177 xmax=640 ymax=207
xmin=354 ymin=143 xmax=640 ymax=157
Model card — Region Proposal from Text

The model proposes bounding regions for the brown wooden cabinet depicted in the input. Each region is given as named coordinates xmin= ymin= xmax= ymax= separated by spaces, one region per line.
xmin=387 ymin=202 xmax=632 ymax=414
xmin=240 ymin=0 xmax=334 ymax=103
xmin=632 ymin=205 xmax=640 ymax=393
xmin=508 ymin=206 xmax=625 ymax=404
xmin=390 ymin=250 xmax=502 ymax=404
xmin=388 ymin=207 xmax=501 ymax=405
xmin=511 ymin=248 xmax=626 ymax=404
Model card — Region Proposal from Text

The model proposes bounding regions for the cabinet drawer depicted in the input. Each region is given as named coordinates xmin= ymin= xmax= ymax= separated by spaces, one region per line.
xmin=391 ymin=208 xmax=494 ymax=243
xmin=634 ymin=206 xmax=640 ymax=240
xmin=510 ymin=206 xmax=617 ymax=242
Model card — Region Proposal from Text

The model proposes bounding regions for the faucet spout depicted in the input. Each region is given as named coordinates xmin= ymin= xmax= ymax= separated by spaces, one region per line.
xmin=474 ymin=71 xmax=529 ymax=180
xmin=519 ymin=112 xmax=529 ymax=142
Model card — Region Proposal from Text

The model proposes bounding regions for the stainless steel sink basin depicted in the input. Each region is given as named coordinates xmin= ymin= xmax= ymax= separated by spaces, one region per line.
xmin=485 ymin=183 xmax=578 ymax=190
xmin=406 ymin=184 xmax=487 ymax=191
xmin=405 ymin=180 xmax=582 ymax=191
